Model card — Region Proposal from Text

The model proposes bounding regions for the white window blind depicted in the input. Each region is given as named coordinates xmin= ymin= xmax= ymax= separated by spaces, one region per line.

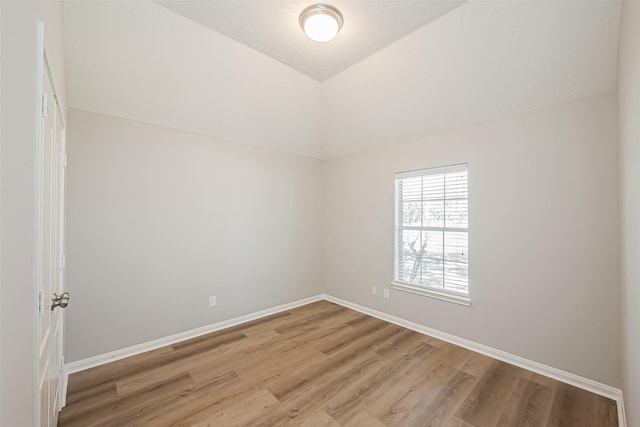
xmin=394 ymin=164 xmax=469 ymax=301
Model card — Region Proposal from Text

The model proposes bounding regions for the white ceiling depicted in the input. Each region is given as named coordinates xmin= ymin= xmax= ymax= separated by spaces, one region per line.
xmin=154 ymin=1 xmax=466 ymax=82
xmin=63 ymin=0 xmax=621 ymax=160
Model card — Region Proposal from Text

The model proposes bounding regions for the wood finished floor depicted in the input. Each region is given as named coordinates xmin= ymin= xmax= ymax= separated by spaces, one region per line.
xmin=59 ymin=301 xmax=618 ymax=427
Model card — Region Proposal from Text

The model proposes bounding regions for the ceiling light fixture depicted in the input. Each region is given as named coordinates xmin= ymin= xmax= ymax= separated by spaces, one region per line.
xmin=299 ymin=4 xmax=343 ymax=43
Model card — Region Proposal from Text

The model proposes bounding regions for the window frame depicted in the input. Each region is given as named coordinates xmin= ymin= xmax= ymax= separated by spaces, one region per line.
xmin=391 ymin=164 xmax=471 ymax=306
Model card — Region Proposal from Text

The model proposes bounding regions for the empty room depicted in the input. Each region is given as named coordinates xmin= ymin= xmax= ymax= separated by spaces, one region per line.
xmin=1 ymin=0 xmax=639 ymax=426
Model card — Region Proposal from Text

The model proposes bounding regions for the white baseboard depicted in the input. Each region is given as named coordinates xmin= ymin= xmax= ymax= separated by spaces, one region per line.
xmin=322 ymin=294 xmax=626 ymax=427
xmin=64 ymin=294 xmax=323 ymax=375
xmin=62 ymin=292 xmax=626 ymax=426
xmin=619 ymin=394 xmax=627 ymax=427
xmin=59 ymin=365 xmax=68 ymax=410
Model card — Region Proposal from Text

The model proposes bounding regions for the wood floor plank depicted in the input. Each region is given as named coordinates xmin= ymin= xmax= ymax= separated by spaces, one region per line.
xmin=445 ymin=416 xmax=475 ymax=427
xmin=548 ymin=382 xmax=618 ymax=427
xmin=267 ymin=329 xmax=399 ymax=402
xmin=455 ymin=360 xmax=522 ymax=425
xmin=114 ymin=332 xmax=248 ymax=397
xmin=446 ymin=349 xmax=494 ymax=379
xmin=59 ymin=301 xmax=619 ymax=427
xmin=373 ymin=328 xmax=424 ymax=359
xmin=375 ymin=365 xmax=476 ymax=427
xmin=272 ymin=305 xmax=349 ymax=335
xmin=342 ymin=411 xmax=387 ymax=427
xmin=187 ymin=330 xmax=298 ymax=384
xmin=56 ymin=382 xmax=118 ymax=424
xmin=235 ymin=343 xmax=327 ymax=384
xmin=597 ymin=395 xmax=620 ymax=426
xmin=298 ymin=409 xmax=341 ymax=427
xmin=264 ymin=351 xmax=388 ymax=425
xmin=326 ymin=342 xmax=439 ymax=423
xmin=65 ymin=345 xmax=177 ymax=397
xmin=312 ymin=318 xmax=394 ymax=356
xmin=106 ymin=371 xmax=243 ymax=426
xmin=495 ymin=377 xmax=554 ymax=427
xmin=191 ymin=389 xmax=285 ymax=427
xmin=60 ymin=372 xmax=196 ymax=427
xmin=63 ymin=379 xmax=117 ymax=408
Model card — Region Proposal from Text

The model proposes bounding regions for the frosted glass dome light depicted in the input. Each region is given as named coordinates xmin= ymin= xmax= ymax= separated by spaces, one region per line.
xmin=299 ymin=4 xmax=343 ymax=43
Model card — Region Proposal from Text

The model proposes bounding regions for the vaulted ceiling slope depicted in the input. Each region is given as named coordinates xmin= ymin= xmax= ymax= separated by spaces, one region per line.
xmin=64 ymin=1 xmax=621 ymax=160
xmin=64 ymin=0 xmax=324 ymax=158
xmin=154 ymin=0 xmax=466 ymax=82
xmin=321 ymin=0 xmax=621 ymax=158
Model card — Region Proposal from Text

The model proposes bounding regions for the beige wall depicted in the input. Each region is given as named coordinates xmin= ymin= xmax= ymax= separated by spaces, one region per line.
xmin=65 ymin=109 xmax=324 ymax=362
xmin=0 ymin=1 xmax=67 ymax=425
xmin=67 ymin=94 xmax=622 ymax=389
xmin=323 ymin=93 xmax=621 ymax=387
xmin=619 ymin=1 xmax=640 ymax=424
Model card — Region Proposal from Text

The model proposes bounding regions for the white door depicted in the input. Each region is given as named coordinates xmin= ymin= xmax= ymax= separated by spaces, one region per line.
xmin=36 ymin=23 xmax=68 ymax=427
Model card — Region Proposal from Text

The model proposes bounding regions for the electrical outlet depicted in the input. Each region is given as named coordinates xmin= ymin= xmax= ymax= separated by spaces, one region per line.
xmin=383 ymin=289 xmax=390 ymax=299
xmin=371 ymin=286 xmax=377 ymax=295
xmin=208 ymin=296 xmax=217 ymax=307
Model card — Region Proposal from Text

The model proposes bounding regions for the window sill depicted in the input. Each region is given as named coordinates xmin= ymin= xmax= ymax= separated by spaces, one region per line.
xmin=391 ymin=282 xmax=472 ymax=306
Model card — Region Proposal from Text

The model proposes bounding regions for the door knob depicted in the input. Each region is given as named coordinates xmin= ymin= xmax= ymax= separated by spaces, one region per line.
xmin=51 ymin=292 xmax=70 ymax=310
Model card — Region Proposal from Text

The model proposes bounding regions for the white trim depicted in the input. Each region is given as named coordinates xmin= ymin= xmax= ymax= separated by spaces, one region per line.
xmin=322 ymin=294 xmax=626 ymax=427
xmin=618 ymin=394 xmax=627 ymax=427
xmin=60 ymin=365 xmax=68 ymax=410
xmin=33 ymin=21 xmax=45 ymax=427
xmin=391 ymin=282 xmax=471 ymax=306
xmin=65 ymin=295 xmax=323 ymax=374
xmin=42 ymin=50 xmax=65 ymax=128
xmin=395 ymin=163 xmax=467 ymax=179
xmin=57 ymin=128 xmax=67 ymax=411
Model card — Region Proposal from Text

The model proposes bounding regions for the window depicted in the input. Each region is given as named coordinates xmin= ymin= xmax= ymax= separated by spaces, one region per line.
xmin=393 ymin=164 xmax=470 ymax=306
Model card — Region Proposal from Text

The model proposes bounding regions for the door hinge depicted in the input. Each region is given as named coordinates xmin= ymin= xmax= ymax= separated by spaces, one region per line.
xmin=38 ymin=289 xmax=44 ymax=314
xmin=60 ymin=153 xmax=67 ymax=168
xmin=42 ymin=93 xmax=49 ymax=118
xmin=59 ymin=356 xmax=64 ymax=371
xmin=60 ymin=254 xmax=66 ymax=269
